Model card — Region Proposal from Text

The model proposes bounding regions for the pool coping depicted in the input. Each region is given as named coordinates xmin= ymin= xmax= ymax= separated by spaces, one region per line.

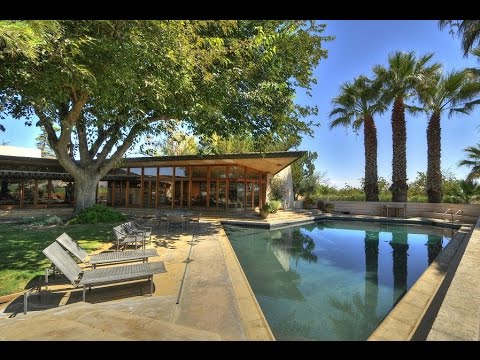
xmin=221 ymin=213 xmax=465 ymax=230
xmin=368 ymin=223 xmax=473 ymax=340
xmin=216 ymin=222 xmax=275 ymax=340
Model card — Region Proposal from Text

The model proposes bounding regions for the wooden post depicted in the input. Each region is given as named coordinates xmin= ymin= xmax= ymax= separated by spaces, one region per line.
xmin=155 ymin=167 xmax=159 ymax=209
xmin=244 ymin=166 xmax=247 ymax=212
xmin=34 ymin=179 xmax=38 ymax=207
xmin=206 ymin=166 xmax=210 ymax=210
xmin=140 ymin=167 xmax=144 ymax=208
xmin=171 ymin=167 xmax=175 ymax=210
xmin=19 ymin=180 xmax=24 ymax=208
xmin=47 ymin=180 xmax=52 ymax=207
xmin=188 ymin=165 xmax=192 ymax=209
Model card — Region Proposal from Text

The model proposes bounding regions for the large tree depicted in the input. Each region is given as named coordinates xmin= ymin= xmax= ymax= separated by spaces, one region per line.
xmin=415 ymin=70 xmax=480 ymax=202
xmin=329 ymin=76 xmax=385 ymax=201
xmin=0 ymin=20 xmax=331 ymax=215
xmin=291 ymin=151 xmax=318 ymax=199
xmin=374 ymin=51 xmax=441 ymax=202
xmin=0 ymin=20 xmax=61 ymax=132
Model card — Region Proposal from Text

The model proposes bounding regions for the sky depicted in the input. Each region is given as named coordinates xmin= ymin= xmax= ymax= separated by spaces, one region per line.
xmin=298 ymin=20 xmax=480 ymax=187
xmin=1 ymin=20 xmax=479 ymax=188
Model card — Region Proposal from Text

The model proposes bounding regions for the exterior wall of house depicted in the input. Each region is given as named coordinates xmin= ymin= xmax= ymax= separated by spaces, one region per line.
xmin=266 ymin=165 xmax=294 ymax=209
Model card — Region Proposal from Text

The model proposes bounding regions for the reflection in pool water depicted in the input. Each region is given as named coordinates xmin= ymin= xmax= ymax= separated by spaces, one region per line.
xmin=225 ymin=221 xmax=452 ymax=340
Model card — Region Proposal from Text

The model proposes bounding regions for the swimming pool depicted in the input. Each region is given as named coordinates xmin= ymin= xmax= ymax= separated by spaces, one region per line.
xmin=225 ymin=220 xmax=453 ymax=341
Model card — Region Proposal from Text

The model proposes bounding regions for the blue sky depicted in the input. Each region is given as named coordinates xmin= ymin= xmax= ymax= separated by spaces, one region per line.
xmin=298 ymin=20 xmax=480 ymax=187
xmin=1 ymin=20 xmax=479 ymax=188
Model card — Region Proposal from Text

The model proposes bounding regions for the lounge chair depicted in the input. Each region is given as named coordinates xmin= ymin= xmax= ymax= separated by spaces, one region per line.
xmin=42 ymin=242 xmax=166 ymax=301
xmin=113 ymin=225 xmax=145 ymax=250
xmin=55 ymin=233 xmax=157 ymax=268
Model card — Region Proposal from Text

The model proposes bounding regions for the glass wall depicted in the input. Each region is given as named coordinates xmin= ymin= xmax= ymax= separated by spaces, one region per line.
xmin=97 ymin=181 xmax=107 ymax=204
xmin=0 ymin=162 xmax=268 ymax=210
xmin=142 ymin=167 xmax=157 ymax=208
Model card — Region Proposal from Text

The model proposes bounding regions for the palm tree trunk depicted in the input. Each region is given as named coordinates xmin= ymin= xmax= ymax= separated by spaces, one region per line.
xmin=426 ymin=112 xmax=442 ymax=203
xmin=390 ymin=97 xmax=408 ymax=202
xmin=364 ymin=115 xmax=379 ymax=201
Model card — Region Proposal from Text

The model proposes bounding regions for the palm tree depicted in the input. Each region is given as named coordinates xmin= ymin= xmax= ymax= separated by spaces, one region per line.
xmin=454 ymin=179 xmax=480 ymax=204
xmin=439 ymin=20 xmax=480 ymax=57
xmin=415 ymin=70 xmax=480 ymax=203
xmin=330 ymin=76 xmax=386 ymax=201
xmin=374 ymin=51 xmax=441 ymax=202
xmin=459 ymin=143 xmax=480 ymax=180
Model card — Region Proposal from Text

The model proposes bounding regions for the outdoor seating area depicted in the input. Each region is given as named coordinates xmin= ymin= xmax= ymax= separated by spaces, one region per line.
xmin=43 ymin=242 xmax=166 ymax=301
xmin=154 ymin=211 xmax=202 ymax=233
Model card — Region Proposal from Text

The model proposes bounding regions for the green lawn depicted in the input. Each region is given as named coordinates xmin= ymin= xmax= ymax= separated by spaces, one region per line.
xmin=0 ymin=222 xmax=122 ymax=297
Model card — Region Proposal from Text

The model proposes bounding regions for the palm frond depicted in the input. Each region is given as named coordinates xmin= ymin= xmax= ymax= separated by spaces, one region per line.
xmin=329 ymin=116 xmax=352 ymax=129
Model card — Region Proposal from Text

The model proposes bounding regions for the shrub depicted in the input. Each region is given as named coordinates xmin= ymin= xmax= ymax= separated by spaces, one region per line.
xmin=22 ymin=215 xmax=64 ymax=226
xmin=69 ymin=204 xmax=127 ymax=224
xmin=303 ymin=197 xmax=315 ymax=209
xmin=317 ymin=199 xmax=325 ymax=211
xmin=442 ymin=195 xmax=463 ymax=204
xmin=262 ymin=202 xmax=276 ymax=213
xmin=269 ymin=200 xmax=281 ymax=213
xmin=324 ymin=203 xmax=334 ymax=213
xmin=408 ymin=195 xmax=428 ymax=203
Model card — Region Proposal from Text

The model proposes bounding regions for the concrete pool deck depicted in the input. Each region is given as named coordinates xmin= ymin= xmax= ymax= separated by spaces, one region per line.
xmin=0 ymin=208 xmax=479 ymax=340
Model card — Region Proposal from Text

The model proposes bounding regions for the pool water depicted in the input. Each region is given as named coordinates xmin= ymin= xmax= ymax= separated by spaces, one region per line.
xmin=225 ymin=221 xmax=452 ymax=341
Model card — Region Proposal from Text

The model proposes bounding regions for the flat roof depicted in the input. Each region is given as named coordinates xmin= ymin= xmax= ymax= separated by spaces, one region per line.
xmin=0 ymin=151 xmax=305 ymax=176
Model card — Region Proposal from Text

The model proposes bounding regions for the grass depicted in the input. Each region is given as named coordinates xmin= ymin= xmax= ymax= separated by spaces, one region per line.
xmin=0 ymin=222 xmax=123 ymax=297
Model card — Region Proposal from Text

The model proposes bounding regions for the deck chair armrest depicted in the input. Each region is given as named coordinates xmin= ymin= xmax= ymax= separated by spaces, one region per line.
xmin=132 ymin=222 xmax=152 ymax=232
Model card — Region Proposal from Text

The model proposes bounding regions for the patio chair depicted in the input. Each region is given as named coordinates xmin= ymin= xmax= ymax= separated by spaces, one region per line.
xmin=42 ymin=242 xmax=166 ymax=301
xmin=123 ymin=221 xmax=152 ymax=244
xmin=154 ymin=210 xmax=167 ymax=229
xmin=166 ymin=214 xmax=186 ymax=233
xmin=55 ymin=232 xmax=157 ymax=268
xmin=187 ymin=212 xmax=201 ymax=230
xmin=113 ymin=225 xmax=145 ymax=250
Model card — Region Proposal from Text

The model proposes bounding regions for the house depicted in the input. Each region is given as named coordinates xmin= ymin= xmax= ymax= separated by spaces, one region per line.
xmin=0 ymin=151 xmax=303 ymax=211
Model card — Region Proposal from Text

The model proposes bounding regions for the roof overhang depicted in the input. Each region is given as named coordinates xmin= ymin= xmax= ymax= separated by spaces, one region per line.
xmin=124 ymin=151 xmax=305 ymax=175
xmin=0 ymin=151 xmax=306 ymax=176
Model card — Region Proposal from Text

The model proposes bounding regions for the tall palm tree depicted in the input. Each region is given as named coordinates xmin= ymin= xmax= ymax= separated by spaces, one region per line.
xmin=374 ymin=51 xmax=441 ymax=202
xmin=416 ymin=70 xmax=480 ymax=202
xmin=459 ymin=143 xmax=480 ymax=180
xmin=439 ymin=20 xmax=480 ymax=57
xmin=330 ymin=76 xmax=386 ymax=201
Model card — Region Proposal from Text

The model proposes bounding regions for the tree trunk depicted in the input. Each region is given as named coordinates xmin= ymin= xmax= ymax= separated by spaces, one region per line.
xmin=363 ymin=115 xmax=379 ymax=201
xmin=390 ymin=97 xmax=408 ymax=202
xmin=426 ymin=112 xmax=442 ymax=203
xmin=72 ymin=171 xmax=102 ymax=216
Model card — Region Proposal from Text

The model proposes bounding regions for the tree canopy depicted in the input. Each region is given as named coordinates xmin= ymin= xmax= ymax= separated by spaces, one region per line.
xmin=0 ymin=20 xmax=332 ymax=214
